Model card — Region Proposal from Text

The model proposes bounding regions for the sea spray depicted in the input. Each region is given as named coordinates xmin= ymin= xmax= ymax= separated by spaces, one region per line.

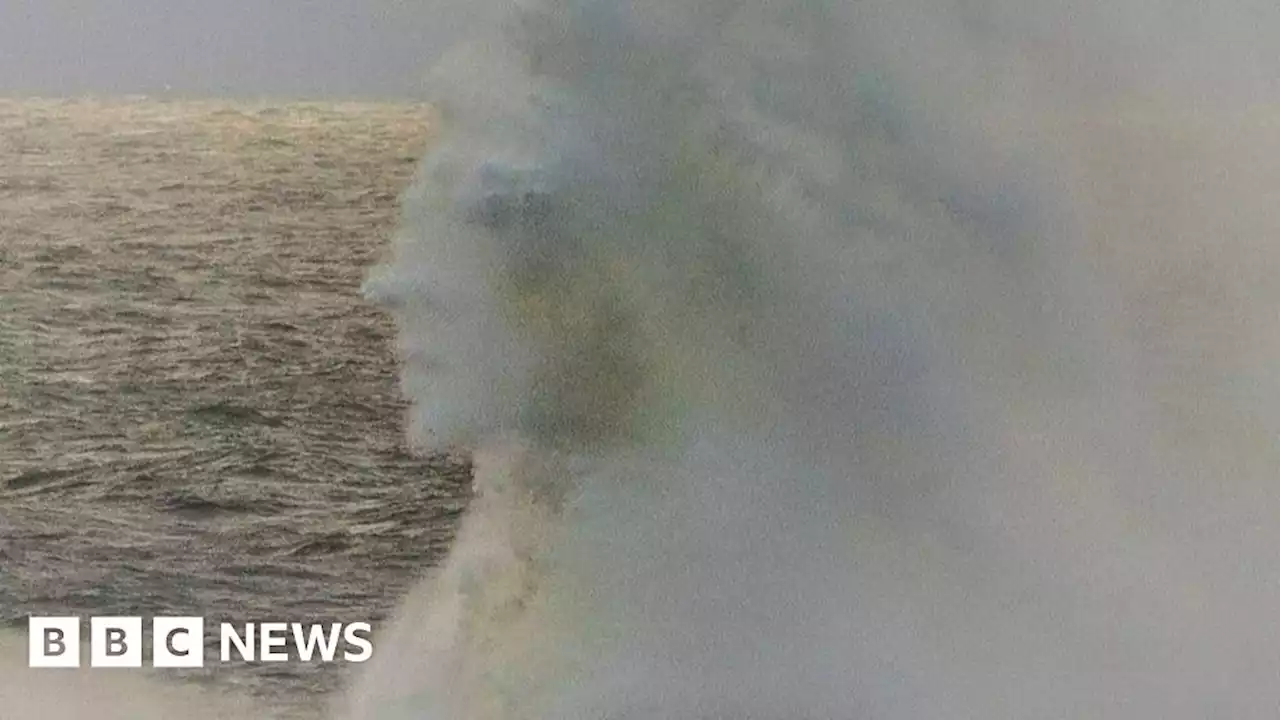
xmin=349 ymin=1 xmax=1280 ymax=718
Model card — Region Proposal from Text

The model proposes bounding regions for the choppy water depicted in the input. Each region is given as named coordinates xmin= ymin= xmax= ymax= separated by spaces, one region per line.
xmin=0 ymin=98 xmax=463 ymax=716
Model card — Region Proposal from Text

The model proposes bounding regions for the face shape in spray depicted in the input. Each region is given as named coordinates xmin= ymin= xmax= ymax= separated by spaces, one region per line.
xmin=353 ymin=1 xmax=1280 ymax=718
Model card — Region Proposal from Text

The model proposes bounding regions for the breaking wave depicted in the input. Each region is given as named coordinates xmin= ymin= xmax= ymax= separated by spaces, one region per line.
xmin=346 ymin=1 xmax=1280 ymax=719
xmin=9 ymin=1 xmax=1280 ymax=718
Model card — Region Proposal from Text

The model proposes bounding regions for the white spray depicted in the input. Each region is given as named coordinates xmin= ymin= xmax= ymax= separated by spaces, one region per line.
xmin=347 ymin=1 xmax=1280 ymax=718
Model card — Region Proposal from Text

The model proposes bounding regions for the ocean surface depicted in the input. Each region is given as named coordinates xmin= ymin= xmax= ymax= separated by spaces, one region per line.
xmin=0 ymin=97 xmax=464 ymax=716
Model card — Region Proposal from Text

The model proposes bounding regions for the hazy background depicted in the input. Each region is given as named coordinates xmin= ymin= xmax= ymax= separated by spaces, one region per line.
xmin=6 ymin=0 xmax=1280 ymax=102
xmin=0 ymin=0 xmax=462 ymax=98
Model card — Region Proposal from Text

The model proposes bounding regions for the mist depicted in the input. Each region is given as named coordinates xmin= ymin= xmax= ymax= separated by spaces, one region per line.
xmin=348 ymin=0 xmax=1280 ymax=718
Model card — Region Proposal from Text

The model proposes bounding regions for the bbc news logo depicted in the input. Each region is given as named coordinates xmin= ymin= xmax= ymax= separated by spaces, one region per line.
xmin=28 ymin=616 xmax=373 ymax=668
